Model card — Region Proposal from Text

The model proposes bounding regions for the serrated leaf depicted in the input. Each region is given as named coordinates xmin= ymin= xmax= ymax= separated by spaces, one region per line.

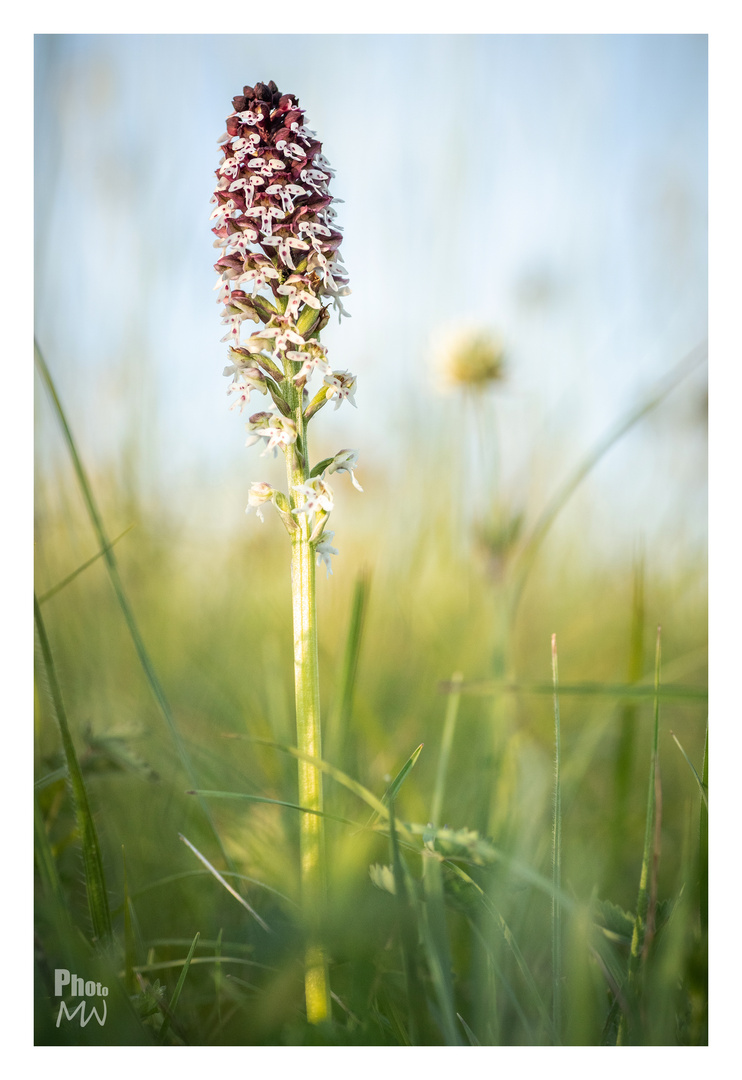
xmin=593 ymin=898 xmax=635 ymax=942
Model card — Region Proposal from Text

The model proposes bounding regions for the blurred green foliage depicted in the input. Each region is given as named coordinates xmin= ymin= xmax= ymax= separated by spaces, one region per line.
xmin=34 ymin=438 xmax=706 ymax=1044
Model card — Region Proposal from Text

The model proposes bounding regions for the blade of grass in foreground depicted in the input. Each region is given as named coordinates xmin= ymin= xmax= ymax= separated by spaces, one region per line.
xmin=327 ymin=568 xmax=370 ymax=767
xmin=364 ymin=741 xmax=424 ymax=831
xmin=446 ymin=862 xmax=555 ymax=1042
xmin=159 ymin=931 xmax=200 ymax=1044
xmin=419 ymin=677 xmax=462 ymax=1046
xmin=225 ymin=733 xmax=415 ymax=840
xmin=670 ymin=730 xmax=708 ymax=809
xmin=430 ymin=672 xmax=462 ymax=827
xmin=388 ymin=795 xmax=426 ymax=1045
xmin=551 ymin=634 xmax=562 ymax=1043
xmin=420 ymin=834 xmax=460 ymax=1045
xmin=613 ymin=549 xmax=645 ymax=861
xmin=123 ymin=847 xmax=137 ymax=995
xmin=34 ymin=789 xmax=73 ymax=935
xmin=121 ymin=869 xmax=297 ymax=910
xmin=188 ymin=788 xmax=362 ymax=829
xmin=457 ymin=1012 xmax=481 ymax=1046
xmin=617 ymin=626 xmax=662 ymax=1045
xmin=179 ymin=834 xmax=271 ymax=934
xmin=34 ymin=594 xmax=113 ymax=946
xmin=35 ymin=341 xmax=230 ymax=869
xmin=699 ymin=725 xmax=708 ymax=931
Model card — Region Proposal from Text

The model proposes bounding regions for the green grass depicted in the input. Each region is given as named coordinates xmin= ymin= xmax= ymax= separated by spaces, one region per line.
xmin=34 ymin=348 xmax=708 ymax=1046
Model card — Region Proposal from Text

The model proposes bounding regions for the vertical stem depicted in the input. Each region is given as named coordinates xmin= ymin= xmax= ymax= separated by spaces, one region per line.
xmin=617 ymin=625 xmax=662 ymax=1045
xmin=550 ymin=633 xmax=562 ymax=1043
xmin=285 ymin=368 xmax=331 ymax=1024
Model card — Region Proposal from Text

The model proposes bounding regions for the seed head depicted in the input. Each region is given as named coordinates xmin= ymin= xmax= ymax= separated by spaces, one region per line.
xmin=436 ymin=327 xmax=505 ymax=391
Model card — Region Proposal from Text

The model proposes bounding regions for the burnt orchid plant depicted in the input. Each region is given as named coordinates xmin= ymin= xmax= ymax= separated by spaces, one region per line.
xmin=210 ymin=80 xmax=360 ymax=1024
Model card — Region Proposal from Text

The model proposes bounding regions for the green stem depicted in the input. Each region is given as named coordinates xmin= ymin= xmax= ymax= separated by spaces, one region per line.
xmin=617 ymin=626 xmax=662 ymax=1045
xmin=285 ymin=369 xmax=331 ymax=1024
xmin=551 ymin=634 xmax=562 ymax=1043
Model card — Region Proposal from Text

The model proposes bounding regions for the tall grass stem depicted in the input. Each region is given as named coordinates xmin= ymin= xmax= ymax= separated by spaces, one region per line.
xmin=617 ymin=625 xmax=662 ymax=1044
xmin=35 ymin=340 xmax=231 ymax=869
xmin=34 ymin=593 xmax=113 ymax=945
xmin=509 ymin=344 xmax=706 ymax=620
xmin=551 ymin=633 xmax=562 ymax=1042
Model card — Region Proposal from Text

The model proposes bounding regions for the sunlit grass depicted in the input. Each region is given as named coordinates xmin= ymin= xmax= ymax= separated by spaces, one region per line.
xmin=34 ymin=349 xmax=707 ymax=1046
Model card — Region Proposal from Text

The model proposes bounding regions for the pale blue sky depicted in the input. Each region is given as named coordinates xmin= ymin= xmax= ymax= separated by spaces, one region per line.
xmin=34 ymin=34 xmax=707 ymax=554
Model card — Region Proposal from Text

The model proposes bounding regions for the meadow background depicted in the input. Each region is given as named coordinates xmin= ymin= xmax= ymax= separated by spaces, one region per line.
xmin=33 ymin=34 xmax=708 ymax=1047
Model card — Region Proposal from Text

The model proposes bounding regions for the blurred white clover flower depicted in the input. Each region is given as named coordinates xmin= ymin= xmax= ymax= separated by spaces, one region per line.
xmin=433 ymin=325 xmax=505 ymax=392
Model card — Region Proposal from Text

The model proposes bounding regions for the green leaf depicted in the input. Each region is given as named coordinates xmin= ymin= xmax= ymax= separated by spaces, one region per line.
xmin=310 ymin=457 xmax=336 ymax=478
xmin=593 ymin=898 xmax=635 ymax=944
xmin=304 ymin=385 xmax=329 ymax=422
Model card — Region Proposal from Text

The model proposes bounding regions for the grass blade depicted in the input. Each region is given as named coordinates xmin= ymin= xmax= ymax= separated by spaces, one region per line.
xmin=35 ymin=340 xmax=231 ymax=869
xmin=120 ymin=869 xmax=297 ymax=909
xmin=178 ymin=834 xmax=271 ymax=934
xmin=34 ymin=790 xmax=73 ymax=933
xmin=159 ymin=931 xmax=200 ymax=1043
xmin=509 ymin=343 xmax=706 ymax=619
xmin=447 ymin=862 xmax=555 ymax=1041
xmin=364 ymin=742 xmax=424 ymax=831
xmin=439 ymin=679 xmax=706 ymax=702
xmin=384 ymin=742 xmax=424 ymax=807
xmin=613 ymin=550 xmax=645 ymax=854
xmin=225 ymin=734 xmax=415 ymax=840
xmin=430 ymin=672 xmax=462 ymax=828
xmin=699 ymin=724 xmax=708 ymax=930
xmin=551 ymin=634 xmax=562 ymax=1043
xmin=34 ymin=594 xmax=113 ymax=946
xmin=327 ymin=568 xmax=370 ymax=766
xmin=457 ymin=1012 xmax=481 ymax=1046
xmin=417 ymin=677 xmax=462 ymax=1045
xmin=388 ymin=795 xmax=425 ymax=1045
xmin=37 ymin=524 xmax=136 ymax=604
xmin=421 ymin=840 xmax=460 ymax=1044
xmin=188 ymin=788 xmax=361 ymax=829
xmin=617 ymin=625 xmax=662 ymax=1045
xmin=34 ymin=766 xmax=67 ymax=791
xmin=123 ymin=846 xmax=137 ymax=994
xmin=670 ymin=730 xmax=708 ymax=808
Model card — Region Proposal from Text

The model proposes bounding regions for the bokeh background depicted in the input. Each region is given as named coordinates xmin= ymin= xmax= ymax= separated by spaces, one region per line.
xmin=33 ymin=34 xmax=709 ymax=1046
xmin=34 ymin=33 xmax=707 ymax=555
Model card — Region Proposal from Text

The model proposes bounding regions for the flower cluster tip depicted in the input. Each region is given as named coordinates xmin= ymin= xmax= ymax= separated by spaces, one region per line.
xmin=212 ymin=82 xmax=361 ymax=573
